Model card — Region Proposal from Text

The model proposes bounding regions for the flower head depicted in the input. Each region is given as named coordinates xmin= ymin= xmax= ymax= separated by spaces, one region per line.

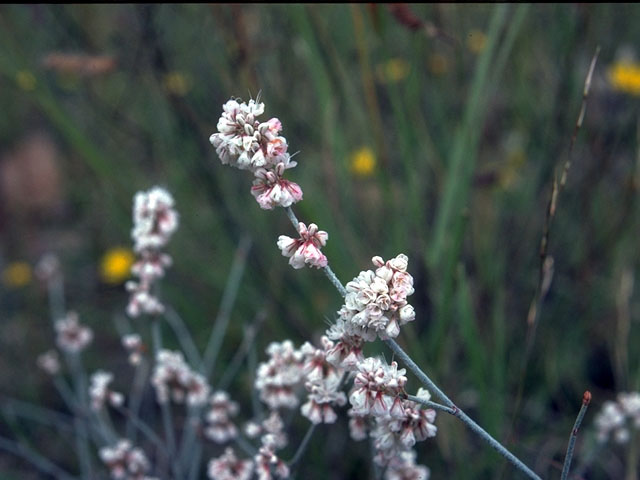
xmin=208 ymin=448 xmax=254 ymax=480
xmin=277 ymin=222 xmax=328 ymax=269
xmin=55 ymin=311 xmax=93 ymax=354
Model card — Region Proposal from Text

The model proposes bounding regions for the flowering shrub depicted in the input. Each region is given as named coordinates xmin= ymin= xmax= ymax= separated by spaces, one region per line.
xmin=1 ymin=96 xmax=636 ymax=480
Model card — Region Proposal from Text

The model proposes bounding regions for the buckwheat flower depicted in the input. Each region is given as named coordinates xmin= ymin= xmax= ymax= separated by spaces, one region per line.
xmin=255 ymin=341 xmax=305 ymax=410
xmin=89 ymin=370 xmax=124 ymax=410
xmin=37 ymin=350 xmax=60 ymax=375
xmin=301 ymin=373 xmax=347 ymax=424
xmin=204 ymin=391 xmax=239 ymax=444
xmin=125 ymin=281 xmax=165 ymax=317
xmin=348 ymin=408 xmax=369 ymax=441
xmin=99 ymin=439 xmax=156 ymax=480
xmin=55 ymin=311 xmax=93 ymax=354
xmin=277 ymin=222 xmax=328 ymax=269
xmin=34 ymin=253 xmax=61 ymax=282
xmin=618 ymin=392 xmax=640 ymax=427
xmin=151 ymin=349 xmax=210 ymax=407
xmin=255 ymin=434 xmax=290 ymax=480
xmin=384 ymin=450 xmax=430 ymax=480
xmin=131 ymin=251 xmax=172 ymax=281
xmin=131 ymin=187 xmax=179 ymax=253
xmin=325 ymin=318 xmax=365 ymax=370
xmin=350 ymin=357 xmax=407 ymax=418
xmin=208 ymin=447 xmax=254 ymax=480
xmin=122 ymin=333 xmax=144 ymax=366
xmin=595 ymin=401 xmax=627 ymax=443
xmin=251 ymin=160 xmax=303 ymax=210
xmin=338 ymin=254 xmax=415 ymax=341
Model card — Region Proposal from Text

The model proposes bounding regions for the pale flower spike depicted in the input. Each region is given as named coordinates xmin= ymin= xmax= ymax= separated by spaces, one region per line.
xmin=277 ymin=222 xmax=328 ymax=269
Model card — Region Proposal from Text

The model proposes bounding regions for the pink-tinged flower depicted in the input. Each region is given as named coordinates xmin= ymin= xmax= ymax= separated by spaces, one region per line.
xmin=338 ymin=254 xmax=416 ymax=341
xmin=55 ymin=311 xmax=93 ymax=354
xmin=325 ymin=318 xmax=365 ymax=370
xmin=204 ymin=391 xmax=239 ymax=444
xmin=254 ymin=341 xmax=305 ymax=410
xmin=251 ymin=159 xmax=302 ymax=210
xmin=255 ymin=434 xmax=290 ymax=480
xmin=349 ymin=357 xmax=407 ymax=418
xmin=131 ymin=187 xmax=179 ymax=253
xmin=37 ymin=350 xmax=60 ymax=375
xmin=125 ymin=281 xmax=165 ymax=317
xmin=151 ymin=349 xmax=210 ymax=407
xmin=301 ymin=373 xmax=347 ymax=424
xmin=89 ymin=370 xmax=124 ymax=411
xmin=594 ymin=391 xmax=640 ymax=444
xmin=99 ymin=439 xmax=154 ymax=480
xmin=277 ymin=222 xmax=328 ymax=269
xmin=348 ymin=409 xmax=369 ymax=441
xmin=384 ymin=450 xmax=431 ymax=480
xmin=208 ymin=448 xmax=254 ymax=480
xmin=122 ymin=333 xmax=144 ymax=366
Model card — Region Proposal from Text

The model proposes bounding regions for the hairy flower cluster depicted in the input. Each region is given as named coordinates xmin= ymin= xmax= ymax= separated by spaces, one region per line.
xmin=277 ymin=222 xmax=328 ymax=269
xmin=384 ymin=450 xmax=431 ymax=480
xmin=255 ymin=341 xmax=306 ymax=410
xmin=244 ymin=411 xmax=288 ymax=450
xmin=89 ymin=370 xmax=124 ymax=411
xmin=300 ymin=338 xmax=347 ymax=424
xmin=208 ymin=447 xmax=254 ymax=480
xmin=126 ymin=187 xmax=178 ymax=318
xmin=55 ymin=311 xmax=93 ymax=354
xmin=204 ymin=391 xmax=239 ymax=444
xmin=594 ymin=391 xmax=640 ymax=444
xmin=338 ymin=254 xmax=415 ymax=341
xmin=210 ymin=98 xmax=302 ymax=210
xmin=151 ymin=349 xmax=210 ymax=406
xmin=348 ymin=356 xmax=436 ymax=471
xmin=99 ymin=439 xmax=157 ymax=480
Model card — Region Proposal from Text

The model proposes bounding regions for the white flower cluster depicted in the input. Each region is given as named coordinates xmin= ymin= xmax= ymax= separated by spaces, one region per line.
xmin=254 ymin=340 xmax=306 ymax=410
xmin=55 ymin=311 xmax=93 ymax=354
xmin=244 ymin=411 xmax=288 ymax=450
xmin=384 ymin=450 xmax=431 ymax=480
xmin=277 ymin=222 xmax=328 ymax=270
xmin=338 ymin=254 xmax=416 ymax=341
xmin=300 ymin=338 xmax=347 ymax=424
xmin=151 ymin=349 xmax=210 ymax=407
xmin=255 ymin=433 xmax=290 ymax=480
xmin=126 ymin=186 xmax=178 ymax=318
xmin=122 ymin=333 xmax=144 ymax=366
xmin=37 ymin=349 xmax=60 ymax=375
xmin=204 ymin=391 xmax=239 ymax=444
xmin=89 ymin=370 xmax=124 ymax=411
xmin=594 ymin=391 xmax=640 ymax=444
xmin=99 ymin=439 xmax=157 ymax=480
xmin=207 ymin=447 xmax=254 ymax=480
xmin=210 ymin=98 xmax=303 ymax=210
xmin=348 ymin=356 xmax=436 ymax=472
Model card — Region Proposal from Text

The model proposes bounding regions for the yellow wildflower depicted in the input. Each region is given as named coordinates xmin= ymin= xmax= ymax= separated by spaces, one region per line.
xmin=2 ymin=261 xmax=32 ymax=288
xmin=427 ymin=53 xmax=449 ymax=76
xmin=350 ymin=147 xmax=376 ymax=177
xmin=163 ymin=71 xmax=191 ymax=96
xmin=100 ymin=247 xmax=135 ymax=285
xmin=608 ymin=61 xmax=640 ymax=96
xmin=16 ymin=70 xmax=36 ymax=91
xmin=376 ymin=58 xmax=411 ymax=84
xmin=467 ymin=30 xmax=487 ymax=54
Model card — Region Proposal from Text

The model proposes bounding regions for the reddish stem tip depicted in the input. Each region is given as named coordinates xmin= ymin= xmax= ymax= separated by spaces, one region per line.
xmin=582 ymin=391 xmax=592 ymax=405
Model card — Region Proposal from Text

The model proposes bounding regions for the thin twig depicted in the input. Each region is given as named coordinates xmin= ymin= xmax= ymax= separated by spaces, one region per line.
xmin=202 ymin=234 xmax=252 ymax=378
xmin=560 ymin=391 xmax=591 ymax=480
xmin=0 ymin=434 xmax=77 ymax=480
xmin=164 ymin=306 xmax=203 ymax=368
xmin=288 ymin=423 xmax=317 ymax=474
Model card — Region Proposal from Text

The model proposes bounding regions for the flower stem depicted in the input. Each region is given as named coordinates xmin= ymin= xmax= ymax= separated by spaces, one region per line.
xmin=560 ymin=391 xmax=591 ymax=480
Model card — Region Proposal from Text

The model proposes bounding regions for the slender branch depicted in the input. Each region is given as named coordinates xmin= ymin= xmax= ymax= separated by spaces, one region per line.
xmin=164 ymin=306 xmax=202 ymax=368
xmin=560 ymin=391 xmax=591 ymax=480
xmin=0 ymin=434 xmax=77 ymax=480
xmin=406 ymin=395 xmax=456 ymax=415
xmin=287 ymin=423 xmax=317 ymax=472
xmin=202 ymin=234 xmax=252 ymax=378
xmin=126 ymin=359 xmax=149 ymax=443
xmin=114 ymin=405 xmax=170 ymax=459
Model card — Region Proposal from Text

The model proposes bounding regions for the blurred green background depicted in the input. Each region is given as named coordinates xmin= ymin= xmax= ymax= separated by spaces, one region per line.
xmin=1 ymin=4 xmax=639 ymax=479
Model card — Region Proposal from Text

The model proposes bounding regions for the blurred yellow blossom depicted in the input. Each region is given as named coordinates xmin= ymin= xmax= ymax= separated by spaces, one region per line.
xmin=16 ymin=71 xmax=36 ymax=91
xmin=427 ymin=53 xmax=449 ymax=76
xmin=163 ymin=71 xmax=191 ymax=96
xmin=467 ymin=30 xmax=487 ymax=54
xmin=350 ymin=147 xmax=376 ymax=177
xmin=608 ymin=61 xmax=640 ymax=96
xmin=100 ymin=247 xmax=134 ymax=285
xmin=376 ymin=58 xmax=411 ymax=84
xmin=2 ymin=261 xmax=32 ymax=288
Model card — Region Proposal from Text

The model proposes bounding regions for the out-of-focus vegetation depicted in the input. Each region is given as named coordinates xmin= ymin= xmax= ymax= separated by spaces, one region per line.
xmin=0 ymin=4 xmax=639 ymax=478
